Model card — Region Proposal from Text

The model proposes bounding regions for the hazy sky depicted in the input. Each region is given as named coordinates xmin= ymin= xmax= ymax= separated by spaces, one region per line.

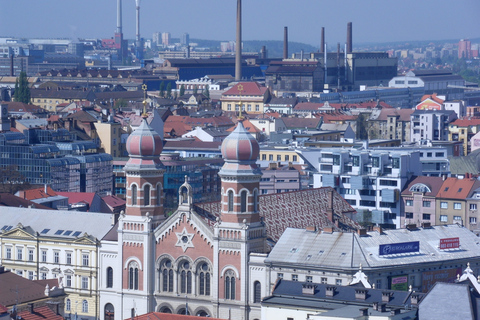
xmin=1 ymin=0 xmax=479 ymax=47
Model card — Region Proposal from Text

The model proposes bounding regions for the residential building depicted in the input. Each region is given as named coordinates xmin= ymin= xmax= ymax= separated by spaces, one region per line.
xmin=449 ymin=118 xmax=480 ymax=155
xmin=401 ymin=176 xmax=444 ymax=227
xmin=220 ymin=82 xmax=271 ymax=114
xmin=30 ymin=88 xmax=95 ymax=112
xmin=0 ymin=208 xmax=115 ymax=320
xmin=367 ymin=108 xmax=414 ymax=141
xmin=264 ymin=97 xmax=298 ymax=114
xmin=258 ymin=147 xmax=303 ymax=166
xmin=94 ymin=119 xmax=124 ymax=158
xmin=410 ymin=110 xmax=457 ymax=142
xmin=458 ymin=39 xmax=472 ymax=59
xmin=260 ymin=162 xmax=303 ymax=195
xmin=313 ymin=148 xmax=422 ymax=228
xmin=436 ymin=177 xmax=480 ymax=227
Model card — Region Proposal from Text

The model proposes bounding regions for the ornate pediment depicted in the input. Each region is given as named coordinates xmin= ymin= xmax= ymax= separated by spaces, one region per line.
xmin=1 ymin=226 xmax=36 ymax=239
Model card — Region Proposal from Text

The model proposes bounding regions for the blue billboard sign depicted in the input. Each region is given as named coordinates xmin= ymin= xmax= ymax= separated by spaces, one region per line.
xmin=379 ymin=241 xmax=420 ymax=256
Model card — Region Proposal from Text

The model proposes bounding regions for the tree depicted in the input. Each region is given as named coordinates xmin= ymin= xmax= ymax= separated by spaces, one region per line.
xmin=356 ymin=113 xmax=369 ymax=140
xmin=13 ymin=71 xmax=30 ymax=104
xmin=179 ymin=84 xmax=185 ymax=97
xmin=193 ymin=85 xmax=198 ymax=95
xmin=0 ymin=165 xmax=31 ymax=194
xmin=166 ymin=82 xmax=172 ymax=98
xmin=159 ymin=81 xmax=165 ymax=98
xmin=114 ymin=98 xmax=128 ymax=109
xmin=203 ymin=85 xmax=210 ymax=99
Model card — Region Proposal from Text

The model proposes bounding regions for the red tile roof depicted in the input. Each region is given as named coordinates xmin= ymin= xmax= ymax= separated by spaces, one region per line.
xmin=223 ymin=81 xmax=268 ymax=96
xmin=56 ymin=192 xmax=96 ymax=206
xmin=0 ymin=271 xmax=58 ymax=307
xmin=436 ymin=177 xmax=480 ymax=199
xmin=421 ymin=93 xmax=444 ymax=104
xmin=130 ymin=312 xmax=226 ymax=320
xmin=0 ymin=304 xmax=7 ymax=314
xmin=102 ymin=195 xmax=126 ymax=208
xmin=195 ymin=187 xmax=359 ymax=242
xmin=16 ymin=305 xmax=63 ymax=320
xmin=227 ymin=120 xmax=261 ymax=133
xmin=450 ymin=118 xmax=480 ymax=127
xmin=18 ymin=186 xmax=58 ymax=200
xmin=0 ymin=193 xmax=53 ymax=210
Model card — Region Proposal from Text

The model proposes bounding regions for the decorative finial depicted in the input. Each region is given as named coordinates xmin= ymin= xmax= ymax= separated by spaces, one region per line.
xmin=468 ymin=262 xmax=471 ymax=269
xmin=237 ymin=83 xmax=244 ymax=120
xmin=359 ymin=263 xmax=362 ymax=271
xmin=184 ymin=175 xmax=188 ymax=183
xmin=408 ymin=285 xmax=412 ymax=291
xmin=141 ymin=83 xmax=148 ymax=119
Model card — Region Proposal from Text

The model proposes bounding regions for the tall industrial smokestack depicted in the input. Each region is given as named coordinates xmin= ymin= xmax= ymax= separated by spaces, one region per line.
xmin=235 ymin=0 xmax=242 ymax=81
xmin=283 ymin=26 xmax=288 ymax=59
xmin=116 ymin=0 xmax=122 ymax=34
xmin=347 ymin=22 xmax=352 ymax=53
xmin=135 ymin=0 xmax=141 ymax=43
xmin=320 ymin=27 xmax=325 ymax=53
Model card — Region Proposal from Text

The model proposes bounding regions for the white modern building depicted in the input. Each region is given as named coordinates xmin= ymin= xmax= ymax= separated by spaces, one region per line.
xmin=313 ymin=148 xmax=422 ymax=228
xmin=410 ymin=110 xmax=457 ymax=142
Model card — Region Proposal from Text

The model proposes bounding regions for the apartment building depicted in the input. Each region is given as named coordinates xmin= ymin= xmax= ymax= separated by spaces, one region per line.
xmin=314 ymin=148 xmax=422 ymax=228
xmin=410 ymin=110 xmax=457 ymax=142
xmin=0 ymin=207 xmax=115 ymax=320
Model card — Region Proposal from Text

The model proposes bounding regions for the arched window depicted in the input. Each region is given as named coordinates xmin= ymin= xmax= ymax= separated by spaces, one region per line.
xmin=66 ymin=299 xmax=71 ymax=312
xmin=179 ymin=260 xmax=192 ymax=294
xmin=160 ymin=259 xmax=173 ymax=292
xmin=106 ymin=267 xmax=113 ymax=288
xmin=254 ymin=281 xmax=261 ymax=303
xmin=181 ymin=186 xmax=188 ymax=204
xmin=198 ymin=262 xmax=211 ymax=296
xmin=228 ymin=190 xmax=234 ymax=212
xmin=82 ymin=300 xmax=88 ymax=313
xmin=131 ymin=185 xmax=137 ymax=205
xmin=253 ymin=189 xmax=258 ymax=212
xmin=104 ymin=303 xmax=114 ymax=320
xmin=224 ymin=270 xmax=236 ymax=300
xmin=144 ymin=185 xmax=150 ymax=206
xmin=156 ymin=183 xmax=162 ymax=206
xmin=240 ymin=190 xmax=247 ymax=212
xmin=128 ymin=261 xmax=139 ymax=290
xmin=159 ymin=306 xmax=172 ymax=313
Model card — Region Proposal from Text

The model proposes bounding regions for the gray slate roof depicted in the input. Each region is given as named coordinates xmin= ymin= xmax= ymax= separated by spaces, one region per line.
xmin=0 ymin=207 xmax=114 ymax=240
xmin=266 ymin=225 xmax=480 ymax=271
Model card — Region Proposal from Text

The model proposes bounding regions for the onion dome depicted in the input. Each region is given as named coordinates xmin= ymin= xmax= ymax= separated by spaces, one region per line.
xmin=221 ymin=121 xmax=259 ymax=161
xmin=126 ymin=119 xmax=163 ymax=157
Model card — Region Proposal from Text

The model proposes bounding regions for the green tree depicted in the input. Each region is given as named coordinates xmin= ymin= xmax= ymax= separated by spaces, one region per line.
xmin=179 ymin=84 xmax=185 ymax=97
xmin=193 ymin=85 xmax=198 ymax=95
xmin=356 ymin=113 xmax=369 ymax=140
xmin=159 ymin=81 xmax=165 ymax=97
xmin=203 ymin=85 xmax=210 ymax=99
xmin=166 ymin=82 xmax=172 ymax=98
xmin=13 ymin=71 xmax=30 ymax=104
xmin=114 ymin=98 xmax=128 ymax=109
xmin=0 ymin=165 xmax=31 ymax=194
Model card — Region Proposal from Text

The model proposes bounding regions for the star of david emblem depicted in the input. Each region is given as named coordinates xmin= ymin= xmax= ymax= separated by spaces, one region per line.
xmin=175 ymin=228 xmax=195 ymax=252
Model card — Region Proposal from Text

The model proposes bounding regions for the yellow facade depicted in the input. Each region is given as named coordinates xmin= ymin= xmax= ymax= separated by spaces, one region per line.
xmin=0 ymin=227 xmax=100 ymax=320
xmin=259 ymin=148 xmax=301 ymax=163
xmin=94 ymin=121 xmax=123 ymax=157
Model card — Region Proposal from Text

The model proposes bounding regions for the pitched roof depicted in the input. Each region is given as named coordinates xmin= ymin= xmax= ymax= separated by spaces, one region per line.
xmin=223 ymin=82 xmax=267 ymax=96
xmin=18 ymin=186 xmax=58 ymax=200
xmin=0 ymin=271 xmax=52 ymax=306
xmin=226 ymin=120 xmax=261 ymax=133
xmin=65 ymin=110 xmax=98 ymax=122
xmin=195 ymin=187 xmax=358 ymax=242
xmin=102 ymin=195 xmax=126 ymax=208
xmin=0 ymin=193 xmax=53 ymax=210
xmin=372 ymin=108 xmax=415 ymax=121
xmin=420 ymin=93 xmax=445 ymax=104
xmin=16 ymin=305 xmax=64 ymax=320
xmin=401 ymin=176 xmax=445 ymax=197
xmin=56 ymin=192 xmax=97 ymax=207
xmin=436 ymin=177 xmax=480 ymax=199
xmin=450 ymin=118 xmax=480 ymax=127
xmin=282 ymin=117 xmax=322 ymax=130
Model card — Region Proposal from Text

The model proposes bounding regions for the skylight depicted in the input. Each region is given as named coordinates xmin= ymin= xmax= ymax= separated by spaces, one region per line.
xmin=73 ymin=231 xmax=82 ymax=237
xmin=41 ymin=228 xmax=50 ymax=234
xmin=63 ymin=230 xmax=73 ymax=236
xmin=54 ymin=230 xmax=64 ymax=235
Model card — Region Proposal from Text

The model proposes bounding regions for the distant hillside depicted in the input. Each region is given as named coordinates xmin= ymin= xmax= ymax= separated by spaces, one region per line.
xmin=190 ymin=39 xmax=318 ymax=58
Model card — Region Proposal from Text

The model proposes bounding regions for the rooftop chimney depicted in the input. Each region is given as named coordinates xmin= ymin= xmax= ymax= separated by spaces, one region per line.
xmin=382 ymin=291 xmax=392 ymax=303
xmin=320 ymin=27 xmax=325 ymax=53
xmin=235 ymin=0 xmax=242 ymax=81
xmin=283 ymin=26 xmax=288 ymax=59
xmin=347 ymin=22 xmax=353 ymax=53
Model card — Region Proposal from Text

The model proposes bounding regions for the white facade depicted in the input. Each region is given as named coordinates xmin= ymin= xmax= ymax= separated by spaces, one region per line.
xmin=388 ymin=75 xmax=425 ymax=88
xmin=444 ymin=100 xmax=466 ymax=118
xmin=410 ymin=110 xmax=457 ymax=142
xmin=313 ymin=148 xmax=421 ymax=228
